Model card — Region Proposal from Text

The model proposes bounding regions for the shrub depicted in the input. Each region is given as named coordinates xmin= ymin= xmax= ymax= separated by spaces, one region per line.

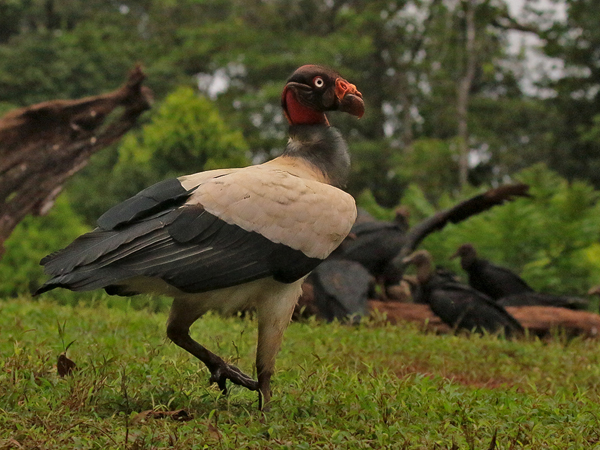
xmin=67 ymin=86 xmax=250 ymax=224
xmin=0 ymin=194 xmax=89 ymax=299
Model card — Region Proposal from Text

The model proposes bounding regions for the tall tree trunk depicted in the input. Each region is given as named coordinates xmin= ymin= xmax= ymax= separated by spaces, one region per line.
xmin=0 ymin=66 xmax=152 ymax=259
xmin=457 ymin=0 xmax=477 ymax=188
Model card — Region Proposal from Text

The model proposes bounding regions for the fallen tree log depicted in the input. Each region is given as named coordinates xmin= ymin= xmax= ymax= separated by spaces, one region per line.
xmin=0 ymin=65 xmax=152 ymax=258
xmin=368 ymin=301 xmax=600 ymax=338
xmin=368 ymin=301 xmax=451 ymax=334
xmin=505 ymin=306 xmax=600 ymax=339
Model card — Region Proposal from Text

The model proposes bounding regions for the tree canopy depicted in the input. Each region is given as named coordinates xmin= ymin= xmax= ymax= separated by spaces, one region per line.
xmin=2 ymin=0 xmax=596 ymax=200
xmin=2 ymin=0 xmax=600 ymax=296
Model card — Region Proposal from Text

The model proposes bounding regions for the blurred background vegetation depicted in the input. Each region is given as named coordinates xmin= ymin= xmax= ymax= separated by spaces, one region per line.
xmin=1 ymin=0 xmax=600 ymax=302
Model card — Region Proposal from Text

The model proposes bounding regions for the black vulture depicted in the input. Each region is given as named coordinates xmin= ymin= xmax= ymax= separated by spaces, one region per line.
xmin=403 ymin=250 xmax=524 ymax=337
xmin=408 ymin=265 xmax=461 ymax=305
xmin=342 ymin=207 xmax=410 ymax=287
xmin=451 ymin=243 xmax=534 ymax=299
xmin=453 ymin=243 xmax=589 ymax=310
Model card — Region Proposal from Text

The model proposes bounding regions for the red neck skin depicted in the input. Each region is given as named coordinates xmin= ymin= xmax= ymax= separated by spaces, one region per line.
xmin=284 ymin=90 xmax=329 ymax=126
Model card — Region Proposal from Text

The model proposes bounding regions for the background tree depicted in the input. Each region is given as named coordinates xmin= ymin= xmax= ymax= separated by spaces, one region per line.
xmin=0 ymin=0 xmax=566 ymax=197
xmin=68 ymin=86 xmax=249 ymax=224
xmin=2 ymin=0 xmax=600 ymax=298
xmin=538 ymin=0 xmax=600 ymax=188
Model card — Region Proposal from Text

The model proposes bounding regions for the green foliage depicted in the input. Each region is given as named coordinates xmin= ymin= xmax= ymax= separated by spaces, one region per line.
xmin=0 ymin=0 xmax=567 ymax=197
xmin=399 ymin=164 xmax=600 ymax=296
xmin=119 ymin=86 xmax=249 ymax=178
xmin=67 ymin=87 xmax=249 ymax=224
xmin=579 ymin=114 xmax=600 ymax=145
xmin=347 ymin=140 xmax=406 ymax=207
xmin=355 ymin=190 xmax=397 ymax=222
xmin=393 ymin=138 xmax=461 ymax=202
xmin=534 ymin=0 xmax=600 ymax=188
xmin=2 ymin=297 xmax=600 ymax=448
xmin=0 ymin=195 xmax=89 ymax=298
xmin=0 ymin=24 xmax=141 ymax=106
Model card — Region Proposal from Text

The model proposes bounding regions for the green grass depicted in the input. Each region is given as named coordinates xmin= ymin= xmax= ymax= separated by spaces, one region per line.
xmin=2 ymin=297 xmax=600 ymax=449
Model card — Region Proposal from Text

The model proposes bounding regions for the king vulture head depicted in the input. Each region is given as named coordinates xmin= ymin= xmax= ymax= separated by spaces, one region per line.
xmin=281 ymin=65 xmax=364 ymax=126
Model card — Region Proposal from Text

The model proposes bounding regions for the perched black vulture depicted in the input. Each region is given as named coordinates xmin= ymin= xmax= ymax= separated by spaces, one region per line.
xmin=403 ymin=250 xmax=524 ymax=337
xmin=353 ymin=207 xmax=377 ymax=226
xmin=408 ymin=265 xmax=461 ymax=305
xmin=453 ymin=243 xmax=589 ymax=310
xmin=309 ymin=259 xmax=373 ymax=322
xmin=451 ymin=243 xmax=534 ymax=299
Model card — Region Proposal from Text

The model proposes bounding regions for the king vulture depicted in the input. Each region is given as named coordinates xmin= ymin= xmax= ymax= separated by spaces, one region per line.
xmin=35 ymin=65 xmax=364 ymax=410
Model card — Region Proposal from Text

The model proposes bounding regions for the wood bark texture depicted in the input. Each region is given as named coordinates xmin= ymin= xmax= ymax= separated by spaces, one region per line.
xmin=0 ymin=65 xmax=152 ymax=258
xmin=368 ymin=300 xmax=600 ymax=339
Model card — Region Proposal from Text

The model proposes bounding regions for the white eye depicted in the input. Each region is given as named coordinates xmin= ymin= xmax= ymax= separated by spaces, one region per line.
xmin=313 ymin=77 xmax=324 ymax=88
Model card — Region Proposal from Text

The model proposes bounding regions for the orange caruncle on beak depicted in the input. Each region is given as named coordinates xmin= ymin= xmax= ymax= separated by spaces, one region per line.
xmin=335 ymin=78 xmax=362 ymax=100
xmin=335 ymin=78 xmax=365 ymax=119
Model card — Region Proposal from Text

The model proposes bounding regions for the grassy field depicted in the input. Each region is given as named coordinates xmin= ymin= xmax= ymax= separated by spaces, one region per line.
xmin=1 ymin=297 xmax=600 ymax=449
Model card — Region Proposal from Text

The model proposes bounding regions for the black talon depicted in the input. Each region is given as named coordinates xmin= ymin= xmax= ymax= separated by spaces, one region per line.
xmin=208 ymin=361 xmax=259 ymax=395
xmin=258 ymin=390 xmax=264 ymax=411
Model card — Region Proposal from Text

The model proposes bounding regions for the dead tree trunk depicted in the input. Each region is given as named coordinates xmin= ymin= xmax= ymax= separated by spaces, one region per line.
xmin=0 ymin=65 xmax=152 ymax=258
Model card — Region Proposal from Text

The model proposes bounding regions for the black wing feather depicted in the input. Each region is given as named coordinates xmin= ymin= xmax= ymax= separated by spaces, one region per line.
xmin=36 ymin=204 xmax=321 ymax=296
xmin=389 ymin=183 xmax=530 ymax=278
xmin=97 ymin=178 xmax=194 ymax=230
xmin=40 ymin=210 xmax=176 ymax=275
xmin=469 ymin=259 xmax=534 ymax=299
xmin=426 ymin=279 xmax=524 ymax=336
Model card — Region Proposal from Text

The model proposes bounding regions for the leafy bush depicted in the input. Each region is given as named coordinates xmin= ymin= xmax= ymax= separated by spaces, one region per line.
xmin=116 ymin=86 xmax=250 ymax=179
xmin=67 ymin=86 xmax=250 ymax=224
xmin=393 ymin=137 xmax=461 ymax=202
xmin=0 ymin=194 xmax=89 ymax=299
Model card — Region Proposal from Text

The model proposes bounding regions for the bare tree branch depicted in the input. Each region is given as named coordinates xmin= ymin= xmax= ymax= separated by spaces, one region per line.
xmin=0 ymin=65 xmax=153 ymax=258
xmin=491 ymin=15 xmax=541 ymax=35
xmin=390 ymin=183 xmax=531 ymax=273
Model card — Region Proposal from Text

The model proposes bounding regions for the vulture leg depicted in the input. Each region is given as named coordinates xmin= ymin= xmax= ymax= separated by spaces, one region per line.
xmin=255 ymin=279 xmax=305 ymax=411
xmin=166 ymin=299 xmax=259 ymax=397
